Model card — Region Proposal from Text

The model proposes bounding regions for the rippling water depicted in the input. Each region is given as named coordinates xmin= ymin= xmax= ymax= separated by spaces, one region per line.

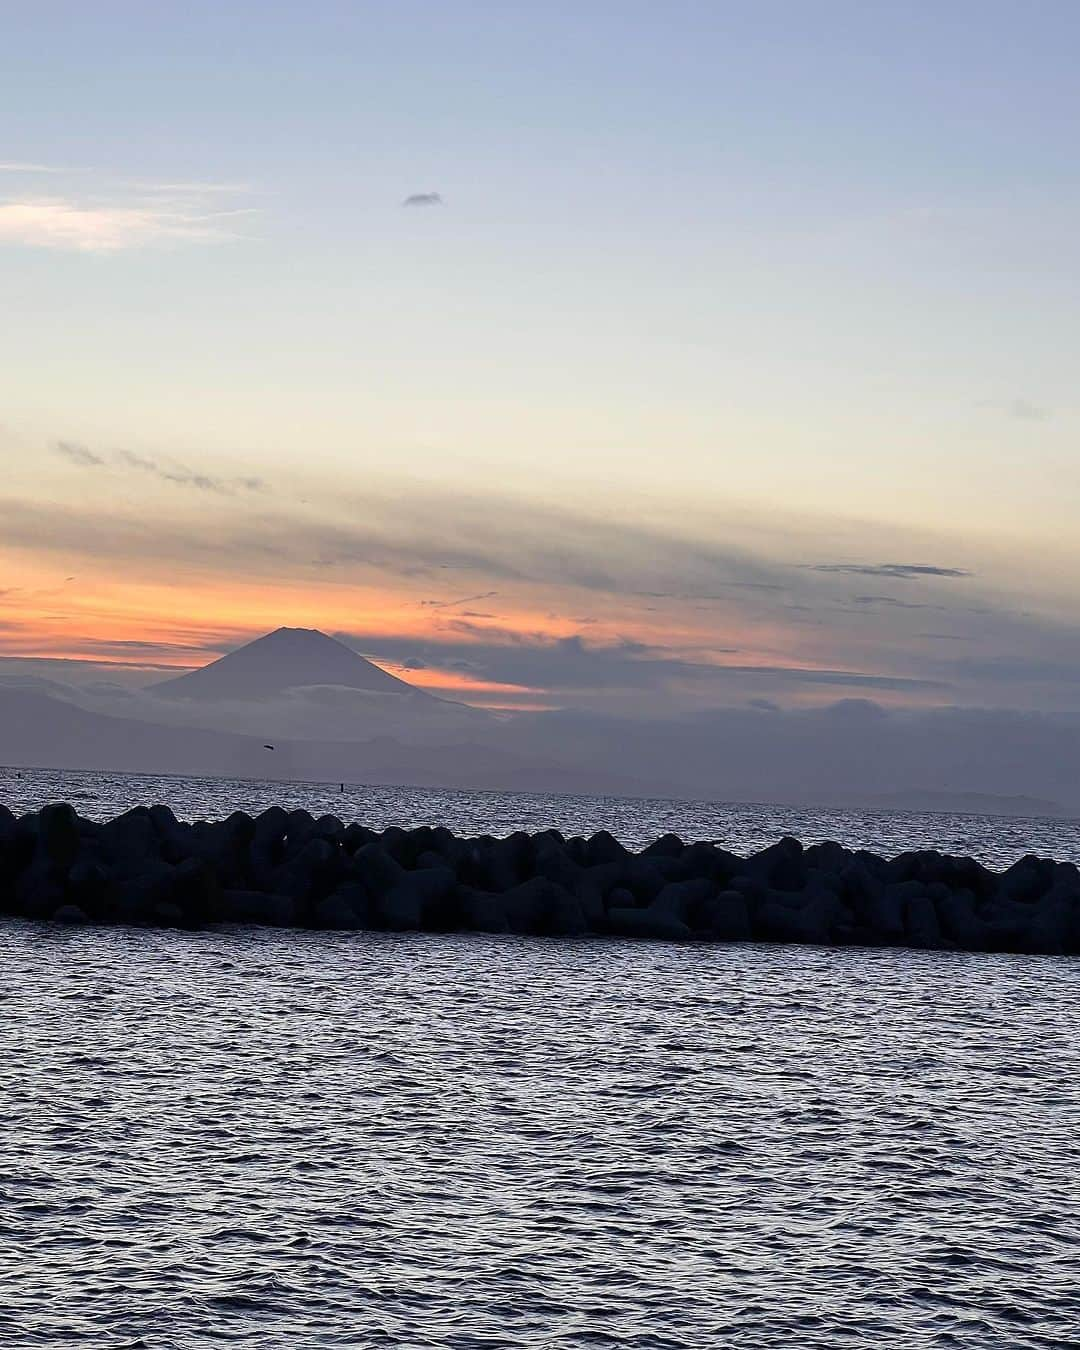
xmin=2 ymin=926 xmax=1078 ymax=1348
xmin=3 ymin=766 xmax=1080 ymax=1346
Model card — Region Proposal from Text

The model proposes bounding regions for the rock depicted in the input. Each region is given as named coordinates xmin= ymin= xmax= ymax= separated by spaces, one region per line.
xmin=475 ymin=834 xmax=529 ymax=891
xmin=500 ymin=877 xmax=576 ymax=935
xmin=1 ymin=800 xmax=1076 ymax=953
xmin=1027 ymin=894 xmax=1078 ymax=955
xmin=607 ymin=906 xmax=692 ymax=942
xmin=936 ymin=888 xmax=989 ymax=949
xmin=271 ymin=837 xmax=338 ymax=901
xmin=585 ymin=831 xmax=628 ymax=866
xmin=314 ymin=885 xmax=370 ymax=930
xmin=804 ymin=840 xmax=850 ymax=873
xmin=648 ymin=878 xmax=715 ymax=924
xmin=640 ymin=832 xmax=685 ymax=859
xmin=219 ymin=889 xmax=296 ymax=927
xmin=341 ymin=821 xmax=375 ymax=854
xmin=67 ymin=860 xmax=109 ymax=919
xmin=860 ymin=881 xmax=919 ymax=943
xmin=350 ymin=843 xmax=404 ymax=896
xmin=459 ymin=889 xmax=511 ymax=934
xmin=904 ymin=894 xmax=943 ymax=949
xmin=619 ymin=858 xmax=668 ymax=904
xmin=727 ymin=874 xmax=767 ymax=906
xmin=759 ymin=890 xmax=843 ymax=945
xmin=15 ymin=862 xmax=65 ymax=919
xmin=374 ymin=866 xmax=456 ymax=931
xmin=52 ymin=904 xmax=89 ymax=925
xmin=702 ymin=890 xmax=752 ymax=941
xmin=39 ymin=802 xmax=80 ymax=869
xmin=107 ymin=867 xmax=177 ymax=924
xmin=746 ymin=837 xmax=805 ymax=891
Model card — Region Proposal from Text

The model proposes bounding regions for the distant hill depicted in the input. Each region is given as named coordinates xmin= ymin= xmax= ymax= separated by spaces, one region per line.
xmin=0 ymin=686 xmax=608 ymax=794
xmin=867 ymin=789 xmax=1073 ymax=820
xmin=154 ymin=627 xmax=430 ymax=701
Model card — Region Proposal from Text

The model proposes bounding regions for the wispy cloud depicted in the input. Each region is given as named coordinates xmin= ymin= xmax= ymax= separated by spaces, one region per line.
xmin=850 ymin=594 xmax=938 ymax=610
xmin=402 ymin=192 xmax=444 ymax=207
xmin=55 ymin=440 xmax=105 ymax=467
xmin=114 ymin=450 xmax=264 ymax=494
xmin=1007 ymin=397 xmax=1050 ymax=422
xmin=0 ymin=175 xmax=256 ymax=252
xmin=339 ymin=625 xmax=943 ymax=698
xmin=53 ymin=440 xmax=264 ymax=493
xmin=0 ymin=161 xmax=70 ymax=173
xmin=809 ymin=562 xmax=972 ymax=580
xmin=980 ymin=396 xmax=1051 ymax=422
xmin=419 ymin=591 xmax=498 ymax=609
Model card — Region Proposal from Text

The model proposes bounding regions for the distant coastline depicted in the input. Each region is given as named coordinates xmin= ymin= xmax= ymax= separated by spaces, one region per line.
xmin=862 ymin=790 xmax=1074 ymax=820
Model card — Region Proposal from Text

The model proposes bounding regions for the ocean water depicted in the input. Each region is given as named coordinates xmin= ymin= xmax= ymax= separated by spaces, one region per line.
xmin=2 ymin=766 xmax=1079 ymax=1348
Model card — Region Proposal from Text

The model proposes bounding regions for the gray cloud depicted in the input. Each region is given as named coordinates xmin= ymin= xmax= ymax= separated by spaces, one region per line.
xmin=1008 ymin=397 xmax=1050 ymax=422
xmin=9 ymin=479 xmax=1075 ymax=713
xmin=53 ymin=440 xmax=264 ymax=493
xmin=337 ymin=625 xmax=942 ymax=700
xmin=419 ymin=591 xmax=498 ymax=609
xmin=402 ymin=192 xmax=444 ymax=207
xmin=55 ymin=440 xmax=105 ymax=467
xmin=850 ymin=595 xmax=938 ymax=610
xmin=979 ymin=397 xmax=1051 ymax=422
xmin=810 ymin=563 xmax=972 ymax=580
xmin=114 ymin=450 xmax=264 ymax=494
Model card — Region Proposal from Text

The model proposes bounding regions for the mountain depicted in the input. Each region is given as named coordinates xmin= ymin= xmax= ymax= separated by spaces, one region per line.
xmin=866 ymin=789 xmax=1073 ymax=819
xmin=0 ymin=687 xmax=613 ymax=795
xmin=154 ymin=627 xmax=430 ymax=701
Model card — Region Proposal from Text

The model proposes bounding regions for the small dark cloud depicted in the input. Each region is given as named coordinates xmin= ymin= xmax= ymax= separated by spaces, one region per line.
xmin=402 ymin=657 xmax=426 ymax=670
xmin=402 ymin=192 xmax=444 ymax=207
xmin=73 ymin=637 xmax=224 ymax=656
xmin=54 ymin=439 xmax=264 ymax=493
xmin=979 ymin=397 xmax=1050 ymax=422
xmin=810 ymin=562 xmax=972 ymax=580
xmin=822 ymin=697 xmax=889 ymax=720
xmin=748 ymin=698 xmax=782 ymax=712
xmin=81 ymin=681 xmax=136 ymax=698
xmin=55 ymin=440 xmax=105 ymax=467
xmin=420 ymin=591 xmax=498 ymax=610
xmin=1008 ymin=398 xmax=1050 ymax=422
xmin=114 ymin=450 xmax=264 ymax=494
xmin=850 ymin=594 xmax=934 ymax=610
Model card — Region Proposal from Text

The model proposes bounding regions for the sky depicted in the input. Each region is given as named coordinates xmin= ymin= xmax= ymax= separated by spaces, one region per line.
xmin=2 ymin=1 xmax=1080 ymax=718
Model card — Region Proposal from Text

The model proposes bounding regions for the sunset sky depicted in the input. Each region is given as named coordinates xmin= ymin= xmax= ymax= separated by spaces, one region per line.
xmin=3 ymin=2 xmax=1080 ymax=715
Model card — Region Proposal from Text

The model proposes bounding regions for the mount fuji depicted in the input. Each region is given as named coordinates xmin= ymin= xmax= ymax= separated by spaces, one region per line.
xmin=154 ymin=627 xmax=434 ymax=702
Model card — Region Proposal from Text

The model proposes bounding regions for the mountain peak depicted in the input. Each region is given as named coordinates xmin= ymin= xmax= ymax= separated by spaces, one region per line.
xmin=153 ymin=627 xmax=428 ymax=701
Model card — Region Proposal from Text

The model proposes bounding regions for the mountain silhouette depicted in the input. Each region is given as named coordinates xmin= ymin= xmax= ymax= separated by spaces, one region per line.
xmin=153 ymin=627 xmax=430 ymax=701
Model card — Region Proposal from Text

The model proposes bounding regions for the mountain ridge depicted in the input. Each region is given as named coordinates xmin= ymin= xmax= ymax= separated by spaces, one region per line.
xmin=153 ymin=626 xmax=432 ymax=702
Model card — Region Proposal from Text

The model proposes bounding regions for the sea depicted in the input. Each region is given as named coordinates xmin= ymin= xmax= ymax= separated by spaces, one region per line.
xmin=1 ymin=765 xmax=1078 ymax=1349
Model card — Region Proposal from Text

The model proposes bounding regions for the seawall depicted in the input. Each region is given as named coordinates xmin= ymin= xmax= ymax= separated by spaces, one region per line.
xmin=2 ymin=801 xmax=1078 ymax=954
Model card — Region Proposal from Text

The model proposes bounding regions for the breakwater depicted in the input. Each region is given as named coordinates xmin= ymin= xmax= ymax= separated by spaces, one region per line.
xmin=2 ymin=800 xmax=1078 ymax=954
